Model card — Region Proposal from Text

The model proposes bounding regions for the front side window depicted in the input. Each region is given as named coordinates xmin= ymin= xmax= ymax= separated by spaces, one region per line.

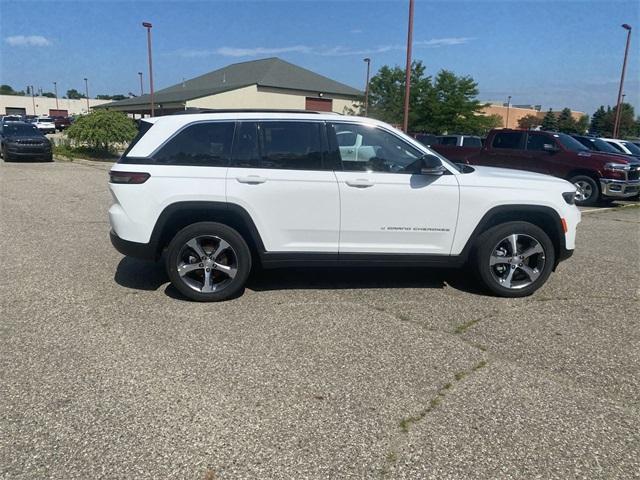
xmin=492 ymin=132 xmax=525 ymax=150
xmin=332 ymin=123 xmax=422 ymax=173
xmin=152 ymin=122 xmax=234 ymax=166
xmin=439 ymin=136 xmax=458 ymax=146
xmin=526 ymin=133 xmax=553 ymax=151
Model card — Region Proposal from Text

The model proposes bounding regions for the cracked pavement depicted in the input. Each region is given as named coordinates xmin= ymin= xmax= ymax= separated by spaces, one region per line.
xmin=1 ymin=160 xmax=639 ymax=479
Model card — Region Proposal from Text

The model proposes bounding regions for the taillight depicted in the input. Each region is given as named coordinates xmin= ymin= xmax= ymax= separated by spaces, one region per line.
xmin=109 ymin=171 xmax=150 ymax=184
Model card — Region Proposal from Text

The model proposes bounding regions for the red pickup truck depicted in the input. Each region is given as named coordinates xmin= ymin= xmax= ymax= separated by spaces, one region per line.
xmin=431 ymin=129 xmax=640 ymax=206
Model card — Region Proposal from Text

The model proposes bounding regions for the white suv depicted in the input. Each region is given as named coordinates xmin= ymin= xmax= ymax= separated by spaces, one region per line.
xmin=109 ymin=111 xmax=580 ymax=301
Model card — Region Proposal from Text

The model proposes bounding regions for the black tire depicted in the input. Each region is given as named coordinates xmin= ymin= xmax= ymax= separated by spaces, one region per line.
xmin=474 ymin=221 xmax=555 ymax=298
xmin=165 ymin=222 xmax=251 ymax=302
xmin=2 ymin=145 xmax=12 ymax=162
xmin=570 ymin=175 xmax=600 ymax=206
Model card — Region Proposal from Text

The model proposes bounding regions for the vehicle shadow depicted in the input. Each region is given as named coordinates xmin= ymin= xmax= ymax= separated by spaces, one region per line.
xmin=113 ymin=257 xmax=485 ymax=298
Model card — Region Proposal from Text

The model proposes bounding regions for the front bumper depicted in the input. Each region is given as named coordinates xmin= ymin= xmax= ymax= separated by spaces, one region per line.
xmin=600 ymin=178 xmax=640 ymax=198
xmin=6 ymin=148 xmax=52 ymax=159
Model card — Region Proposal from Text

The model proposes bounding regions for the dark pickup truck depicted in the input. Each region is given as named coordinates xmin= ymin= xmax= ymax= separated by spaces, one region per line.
xmin=431 ymin=129 xmax=640 ymax=206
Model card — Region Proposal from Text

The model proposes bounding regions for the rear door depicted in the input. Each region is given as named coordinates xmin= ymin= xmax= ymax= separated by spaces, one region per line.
xmin=479 ymin=131 xmax=526 ymax=168
xmin=330 ymin=122 xmax=459 ymax=255
xmin=226 ymin=120 xmax=340 ymax=253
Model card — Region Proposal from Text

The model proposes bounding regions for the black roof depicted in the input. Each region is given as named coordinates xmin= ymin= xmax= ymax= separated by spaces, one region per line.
xmin=98 ymin=57 xmax=362 ymax=109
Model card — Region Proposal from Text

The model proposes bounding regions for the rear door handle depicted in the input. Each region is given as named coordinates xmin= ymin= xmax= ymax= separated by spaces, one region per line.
xmin=236 ymin=175 xmax=267 ymax=184
xmin=345 ymin=179 xmax=374 ymax=188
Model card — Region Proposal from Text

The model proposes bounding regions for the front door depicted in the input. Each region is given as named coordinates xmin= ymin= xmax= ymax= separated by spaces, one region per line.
xmin=523 ymin=132 xmax=557 ymax=174
xmin=329 ymin=122 xmax=460 ymax=255
xmin=226 ymin=120 xmax=340 ymax=252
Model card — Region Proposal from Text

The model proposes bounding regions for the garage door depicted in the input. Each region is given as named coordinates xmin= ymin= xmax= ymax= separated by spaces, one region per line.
xmin=305 ymin=97 xmax=333 ymax=112
xmin=5 ymin=107 xmax=27 ymax=115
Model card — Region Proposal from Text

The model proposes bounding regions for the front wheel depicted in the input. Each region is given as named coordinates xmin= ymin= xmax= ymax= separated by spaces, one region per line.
xmin=570 ymin=175 xmax=600 ymax=206
xmin=165 ymin=222 xmax=251 ymax=302
xmin=474 ymin=221 xmax=555 ymax=298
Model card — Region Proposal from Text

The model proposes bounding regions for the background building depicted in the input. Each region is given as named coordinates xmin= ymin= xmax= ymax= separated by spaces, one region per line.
xmin=98 ymin=58 xmax=363 ymax=116
xmin=0 ymin=95 xmax=109 ymax=117
xmin=481 ymin=102 xmax=585 ymax=129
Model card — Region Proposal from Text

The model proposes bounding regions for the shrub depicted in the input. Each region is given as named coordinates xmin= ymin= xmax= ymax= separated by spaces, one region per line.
xmin=66 ymin=110 xmax=137 ymax=152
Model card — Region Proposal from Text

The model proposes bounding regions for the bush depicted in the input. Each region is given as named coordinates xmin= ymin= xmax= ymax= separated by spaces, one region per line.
xmin=66 ymin=110 xmax=137 ymax=152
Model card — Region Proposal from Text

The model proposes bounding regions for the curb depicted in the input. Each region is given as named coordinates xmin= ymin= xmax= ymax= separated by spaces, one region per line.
xmin=581 ymin=203 xmax=639 ymax=214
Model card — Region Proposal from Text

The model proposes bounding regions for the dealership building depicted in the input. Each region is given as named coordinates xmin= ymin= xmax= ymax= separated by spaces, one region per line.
xmin=0 ymin=95 xmax=109 ymax=117
xmin=98 ymin=57 xmax=363 ymax=116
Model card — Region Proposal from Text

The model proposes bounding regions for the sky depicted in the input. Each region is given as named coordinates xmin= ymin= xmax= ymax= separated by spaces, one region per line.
xmin=1 ymin=0 xmax=639 ymax=115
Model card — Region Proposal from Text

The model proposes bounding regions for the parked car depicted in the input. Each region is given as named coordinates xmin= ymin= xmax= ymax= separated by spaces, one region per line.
xmin=437 ymin=135 xmax=483 ymax=147
xmin=33 ymin=117 xmax=56 ymax=134
xmin=1 ymin=115 xmax=23 ymax=123
xmin=109 ymin=112 xmax=580 ymax=301
xmin=600 ymin=138 xmax=640 ymax=157
xmin=0 ymin=121 xmax=52 ymax=162
xmin=431 ymin=129 xmax=640 ymax=206
xmin=53 ymin=116 xmax=72 ymax=131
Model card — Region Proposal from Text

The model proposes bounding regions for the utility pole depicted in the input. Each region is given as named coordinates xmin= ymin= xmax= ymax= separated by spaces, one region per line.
xmin=505 ymin=95 xmax=512 ymax=128
xmin=613 ymin=24 xmax=632 ymax=139
xmin=402 ymin=0 xmax=415 ymax=133
xmin=53 ymin=81 xmax=59 ymax=110
xmin=142 ymin=22 xmax=155 ymax=116
xmin=84 ymin=78 xmax=90 ymax=113
xmin=363 ymin=58 xmax=371 ymax=116
xmin=138 ymin=72 xmax=144 ymax=96
xmin=30 ymin=85 xmax=36 ymax=115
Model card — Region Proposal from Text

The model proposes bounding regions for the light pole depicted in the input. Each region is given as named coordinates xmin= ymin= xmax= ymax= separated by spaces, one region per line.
xmin=84 ymin=77 xmax=90 ymax=113
xmin=505 ymin=95 xmax=512 ymax=128
xmin=30 ymin=85 xmax=36 ymax=116
xmin=613 ymin=24 xmax=632 ymax=139
xmin=142 ymin=22 xmax=155 ymax=117
xmin=138 ymin=72 xmax=144 ymax=96
xmin=363 ymin=58 xmax=371 ymax=116
xmin=53 ymin=81 xmax=59 ymax=110
xmin=402 ymin=0 xmax=415 ymax=132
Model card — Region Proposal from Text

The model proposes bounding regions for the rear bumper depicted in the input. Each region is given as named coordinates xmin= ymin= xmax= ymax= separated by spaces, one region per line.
xmin=110 ymin=230 xmax=156 ymax=261
xmin=600 ymin=178 xmax=640 ymax=198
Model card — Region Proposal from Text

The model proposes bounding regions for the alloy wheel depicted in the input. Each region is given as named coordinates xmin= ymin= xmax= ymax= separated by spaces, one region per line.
xmin=574 ymin=180 xmax=593 ymax=202
xmin=489 ymin=234 xmax=546 ymax=289
xmin=177 ymin=235 xmax=238 ymax=293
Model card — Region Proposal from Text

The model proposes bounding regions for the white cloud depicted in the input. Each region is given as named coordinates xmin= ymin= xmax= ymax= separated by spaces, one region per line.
xmin=175 ymin=37 xmax=474 ymax=58
xmin=5 ymin=35 xmax=52 ymax=47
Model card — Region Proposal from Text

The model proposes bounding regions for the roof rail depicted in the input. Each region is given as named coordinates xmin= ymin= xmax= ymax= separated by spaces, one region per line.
xmin=171 ymin=108 xmax=341 ymax=115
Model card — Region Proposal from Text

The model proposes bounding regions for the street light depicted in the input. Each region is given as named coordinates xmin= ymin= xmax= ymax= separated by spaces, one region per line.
xmin=142 ymin=22 xmax=155 ymax=117
xmin=84 ymin=78 xmax=90 ymax=113
xmin=30 ymin=85 xmax=36 ymax=116
xmin=402 ymin=0 xmax=415 ymax=133
xmin=53 ymin=81 xmax=59 ymax=110
xmin=138 ymin=71 xmax=144 ymax=96
xmin=613 ymin=24 xmax=632 ymax=139
xmin=505 ymin=95 xmax=512 ymax=128
xmin=363 ymin=58 xmax=371 ymax=117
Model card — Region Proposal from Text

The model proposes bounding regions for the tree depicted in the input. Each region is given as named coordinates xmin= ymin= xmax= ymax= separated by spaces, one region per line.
xmin=590 ymin=106 xmax=607 ymax=135
xmin=0 ymin=84 xmax=25 ymax=96
xmin=66 ymin=89 xmax=86 ymax=99
xmin=368 ymin=62 xmax=492 ymax=134
xmin=41 ymin=92 xmax=56 ymax=98
xmin=96 ymin=94 xmax=128 ymax=101
xmin=517 ymin=114 xmax=541 ymax=130
xmin=541 ymin=109 xmax=558 ymax=131
xmin=575 ymin=115 xmax=589 ymax=134
xmin=66 ymin=110 xmax=137 ymax=152
xmin=557 ymin=108 xmax=578 ymax=133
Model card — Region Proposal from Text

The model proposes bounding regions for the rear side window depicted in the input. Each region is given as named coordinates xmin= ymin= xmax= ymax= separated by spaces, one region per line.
xmin=230 ymin=121 xmax=326 ymax=171
xmin=121 ymin=120 xmax=153 ymax=159
xmin=462 ymin=137 xmax=482 ymax=147
xmin=439 ymin=136 xmax=458 ymax=146
xmin=492 ymin=132 xmax=525 ymax=150
xmin=154 ymin=122 xmax=234 ymax=166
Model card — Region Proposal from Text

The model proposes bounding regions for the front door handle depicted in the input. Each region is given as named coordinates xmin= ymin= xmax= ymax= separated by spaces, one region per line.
xmin=236 ymin=175 xmax=267 ymax=184
xmin=345 ymin=179 xmax=374 ymax=188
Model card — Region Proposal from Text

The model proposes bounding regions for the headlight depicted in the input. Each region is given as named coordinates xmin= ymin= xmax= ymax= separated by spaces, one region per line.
xmin=562 ymin=192 xmax=576 ymax=205
xmin=604 ymin=162 xmax=630 ymax=172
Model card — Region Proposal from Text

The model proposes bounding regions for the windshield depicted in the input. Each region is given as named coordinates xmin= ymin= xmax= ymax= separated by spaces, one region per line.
xmin=554 ymin=133 xmax=589 ymax=152
xmin=620 ymin=141 xmax=640 ymax=155
xmin=2 ymin=124 xmax=41 ymax=136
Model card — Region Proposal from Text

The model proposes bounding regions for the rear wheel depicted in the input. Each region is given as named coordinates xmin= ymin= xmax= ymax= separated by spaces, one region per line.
xmin=570 ymin=175 xmax=599 ymax=206
xmin=474 ymin=221 xmax=555 ymax=297
xmin=165 ymin=222 xmax=251 ymax=302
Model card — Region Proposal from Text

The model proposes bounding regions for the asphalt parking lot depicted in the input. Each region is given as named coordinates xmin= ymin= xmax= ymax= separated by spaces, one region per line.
xmin=1 ymin=159 xmax=639 ymax=479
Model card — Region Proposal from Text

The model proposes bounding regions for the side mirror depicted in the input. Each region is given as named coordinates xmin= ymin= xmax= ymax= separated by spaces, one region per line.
xmin=420 ymin=154 xmax=447 ymax=176
xmin=543 ymin=143 xmax=558 ymax=153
